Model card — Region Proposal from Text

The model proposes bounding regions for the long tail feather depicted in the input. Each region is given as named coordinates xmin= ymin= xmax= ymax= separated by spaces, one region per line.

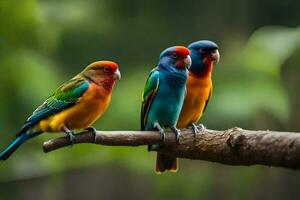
xmin=156 ymin=153 xmax=178 ymax=174
xmin=0 ymin=133 xmax=29 ymax=161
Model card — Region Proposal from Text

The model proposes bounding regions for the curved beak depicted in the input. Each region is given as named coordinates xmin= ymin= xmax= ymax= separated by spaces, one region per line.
xmin=184 ymin=55 xmax=192 ymax=69
xmin=211 ymin=49 xmax=220 ymax=64
xmin=113 ymin=69 xmax=121 ymax=80
xmin=176 ymin=55 xmax=192 ymax=69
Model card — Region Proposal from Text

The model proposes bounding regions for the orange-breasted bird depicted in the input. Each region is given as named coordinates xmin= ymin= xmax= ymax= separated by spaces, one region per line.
xmin=0 ymin=61 xmax=121 ymax=160
xmin=177 ymin=40 xmax=220 ymax=132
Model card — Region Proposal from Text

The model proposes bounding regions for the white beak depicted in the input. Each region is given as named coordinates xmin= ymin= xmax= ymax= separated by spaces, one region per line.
xmin=113 ymin=69 xmax=121 ymax=80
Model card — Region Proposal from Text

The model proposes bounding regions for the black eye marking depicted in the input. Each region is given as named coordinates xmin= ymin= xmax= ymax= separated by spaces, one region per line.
xmin=172 ymin=53 xmax=178 ymax=59
xmin=103 ymin=67 xmax=110 ymax=72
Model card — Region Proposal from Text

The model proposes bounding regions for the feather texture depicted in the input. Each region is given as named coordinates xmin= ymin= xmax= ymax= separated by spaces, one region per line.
xmin=141 ymin=68 xmax=159 ymax=130
xmin=19 ymin=78 xmax=89 ymax=134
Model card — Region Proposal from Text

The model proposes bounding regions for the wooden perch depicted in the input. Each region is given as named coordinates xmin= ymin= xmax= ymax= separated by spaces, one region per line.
xmin=43 ymin=128 xmax=300 ymax=169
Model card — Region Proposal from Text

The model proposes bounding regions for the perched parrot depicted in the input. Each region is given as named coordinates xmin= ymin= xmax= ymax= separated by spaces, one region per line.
xmin=0 ymin=61 xmax=121 ymax=160
xmin=177 ymin=40 xmax=220 ymax=133
xmin=141 ymin=46 xmax=191 ymax=173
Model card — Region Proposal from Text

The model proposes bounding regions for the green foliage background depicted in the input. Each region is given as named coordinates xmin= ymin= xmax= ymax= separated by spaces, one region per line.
xmin=0 ymin=0 xmax=300 ymax=199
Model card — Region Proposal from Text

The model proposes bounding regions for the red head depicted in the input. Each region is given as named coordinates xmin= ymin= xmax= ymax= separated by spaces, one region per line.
xmin=85 ymin=60 xmax=121 ymax=81
xmin=174 ymin=46 xmax=191 ymax=69
xmin=159 ymin=46 xmax=191 ymax=69
xmin=83 ymin=60 xmax=121 ymax=91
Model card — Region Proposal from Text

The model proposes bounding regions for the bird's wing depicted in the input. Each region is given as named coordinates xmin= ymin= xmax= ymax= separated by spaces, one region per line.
xmin=202 ymin=86 xmax=212 ymax=113
xmin=141 ymin=68 xmax=160 ymax=130
xmin=19 ymin=77 xmax=90 ymax=134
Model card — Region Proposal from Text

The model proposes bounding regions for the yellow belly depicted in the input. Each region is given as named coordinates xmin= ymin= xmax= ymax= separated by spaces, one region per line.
xmin=177 ymin=73 xmax=212 ymax=128
xmin=38 ymin=83 xmax=112 ymax=132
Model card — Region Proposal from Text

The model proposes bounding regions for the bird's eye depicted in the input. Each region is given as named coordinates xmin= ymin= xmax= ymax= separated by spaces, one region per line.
xmin=103 ymin=67 xmax=110 ymax=72
xmin=199 ymin=48 xmax=206 ymax=53
xmin=172 ymin=54 xmax=178 ymax=59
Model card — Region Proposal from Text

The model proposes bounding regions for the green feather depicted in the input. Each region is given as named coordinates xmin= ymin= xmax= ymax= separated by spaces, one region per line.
xmin=141 ymin=68 xmax=160 ymax=130
xmin=19 ymin=77 xmax=89 ymax=134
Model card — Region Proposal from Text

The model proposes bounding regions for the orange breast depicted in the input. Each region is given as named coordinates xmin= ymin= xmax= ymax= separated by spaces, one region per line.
xmin=38 ymin=83 xmax=112 ymax=132
xmin=177 ymin=73 xmax=212 ymax=128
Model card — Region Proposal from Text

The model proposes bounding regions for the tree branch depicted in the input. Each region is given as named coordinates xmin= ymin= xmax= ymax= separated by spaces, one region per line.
xmin=43 ymin=128 xmax=300 ymax=169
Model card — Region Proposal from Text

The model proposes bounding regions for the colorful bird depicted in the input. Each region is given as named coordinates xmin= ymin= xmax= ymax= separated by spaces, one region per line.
xmin=141 ymin=46 xmax=191 ymax=173
xmin=0 ymin=61 xmax=121 ymax=160
xmin=177 ymin=40 xmax=220 ymax=133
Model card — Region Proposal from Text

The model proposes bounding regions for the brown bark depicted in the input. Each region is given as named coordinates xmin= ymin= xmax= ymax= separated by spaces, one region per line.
xmin=43 ymin=127 xmax=300 ymax=169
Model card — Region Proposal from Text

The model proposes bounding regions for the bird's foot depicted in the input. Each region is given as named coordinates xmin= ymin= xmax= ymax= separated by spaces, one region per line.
xmin=63 ymin=126 xmax=75 ymax=146
xmin=190 ymin=123 xmax=206 ymax=137
xmin=85 ymin=126 xmax=97 ymax=135
xmin=197 ymin=123 xmax=206 ymax=132
xmin=85 ymin=126 xmax=97 ymax=143
xmin=190 ymin=123 xmax=200 ymax=136
xmin=154 ymin=122 xmax=165 ymax=143
xmin=171 ymin=126 xmax=181 ymax=143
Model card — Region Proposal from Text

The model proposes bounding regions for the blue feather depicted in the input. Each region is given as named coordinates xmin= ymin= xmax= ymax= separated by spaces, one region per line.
xmin=141 ymin=46 xmax=190 ymax=173
xmin=0 ymin=133 xmax=29 ymax=161
xmin=142 ymin=47 xmax=189 ymax=130
xmin=188 ymin=40 xmax=218 ymax=74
